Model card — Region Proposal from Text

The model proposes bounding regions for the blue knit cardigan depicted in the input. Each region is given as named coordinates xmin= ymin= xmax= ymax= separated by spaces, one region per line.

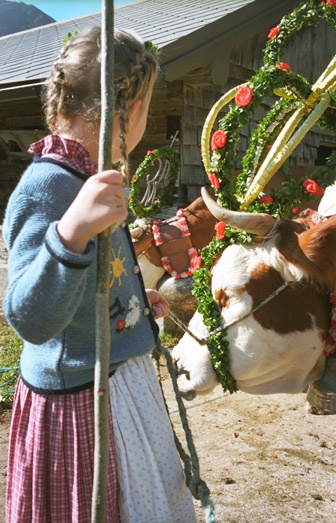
xmin=3 ymin=158 xmax=159 ymax=394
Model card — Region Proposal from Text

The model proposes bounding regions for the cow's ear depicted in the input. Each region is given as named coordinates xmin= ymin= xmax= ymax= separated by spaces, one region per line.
xmin=297 ymin=214 xmax=336 ymax=290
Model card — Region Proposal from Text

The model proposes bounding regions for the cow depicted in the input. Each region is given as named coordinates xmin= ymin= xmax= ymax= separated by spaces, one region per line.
xmin=130 ymin=191 xmax=218 ymax=289
xmin=171 ymin=187 xmax=336 ymax=397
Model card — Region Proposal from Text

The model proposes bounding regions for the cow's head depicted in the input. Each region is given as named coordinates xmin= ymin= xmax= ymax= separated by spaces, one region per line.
xmin=172 ymin=188 xmax=335 ymax=398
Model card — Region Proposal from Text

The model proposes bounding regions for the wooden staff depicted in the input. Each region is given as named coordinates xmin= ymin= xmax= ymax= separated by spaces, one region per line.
xmin=92 ymin=1 xmax=114 ymax=521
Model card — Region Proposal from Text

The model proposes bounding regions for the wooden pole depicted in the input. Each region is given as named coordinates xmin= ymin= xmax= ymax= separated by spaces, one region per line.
xmin=91 ymin=1 xmax=114 ymax=521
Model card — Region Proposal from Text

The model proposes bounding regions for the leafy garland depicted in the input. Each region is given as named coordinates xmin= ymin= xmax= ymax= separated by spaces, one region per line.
xmin=129 ymin=146 xmax=179 ymax=218
xmin=193 ymin=0 xmax=336 ymax=394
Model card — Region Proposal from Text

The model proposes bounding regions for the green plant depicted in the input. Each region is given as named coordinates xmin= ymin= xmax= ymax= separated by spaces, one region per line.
xmin=62 ymin=30 xmax=79 ymax=45
xmin=160 ymin=331 xmax=182 ymax=349
xmin=0 ymin=323 xmax=22 ymax=407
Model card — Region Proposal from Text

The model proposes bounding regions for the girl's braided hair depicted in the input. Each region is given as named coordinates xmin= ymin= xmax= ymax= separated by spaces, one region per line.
xmin=42 ymin=26 xmax=159 ymax=178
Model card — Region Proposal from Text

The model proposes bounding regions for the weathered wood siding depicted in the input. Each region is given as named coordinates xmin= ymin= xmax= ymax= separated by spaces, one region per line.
xmin=181 ymin=84 xmax=222 ymax=201
xmin=130 ymin=81 xmax=182 ymax=173
xmin=229 ymin=21 xmax=336 ymax=166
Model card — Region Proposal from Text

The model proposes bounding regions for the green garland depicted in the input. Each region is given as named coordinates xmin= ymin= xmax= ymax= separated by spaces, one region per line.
xmin=129 ymin=146 xmax=179 ymax=218
xmin=194 ymin=0 xmax=336 ymax=395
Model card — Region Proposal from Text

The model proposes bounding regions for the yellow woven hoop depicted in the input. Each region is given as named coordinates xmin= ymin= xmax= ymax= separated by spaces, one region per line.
xmin=241 ymin=92 xmax=331 ymax=208
xmin=201 ymin=84 xmax=243 ymax=175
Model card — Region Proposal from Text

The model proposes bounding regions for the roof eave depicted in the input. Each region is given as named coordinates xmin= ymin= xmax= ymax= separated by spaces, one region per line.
xmin=0 ymin=81 xmax=45 ymax=101
xmin=161 ymin=0 xmax=299 ymax=82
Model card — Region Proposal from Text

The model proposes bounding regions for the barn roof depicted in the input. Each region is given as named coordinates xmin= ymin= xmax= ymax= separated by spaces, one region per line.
xmin=0 ymin=0 xmax=299 ymax=100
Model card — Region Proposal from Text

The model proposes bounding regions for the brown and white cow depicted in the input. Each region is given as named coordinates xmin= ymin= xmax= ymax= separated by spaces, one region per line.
xmin=172 ymin=187 xmax=336 ymax=397
xmin=131 ymin=191 xmax=218 ymax=289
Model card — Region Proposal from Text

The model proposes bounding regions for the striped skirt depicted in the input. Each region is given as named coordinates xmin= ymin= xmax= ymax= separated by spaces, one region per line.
xmin=6 ymin=354 xmax=196 ymax=523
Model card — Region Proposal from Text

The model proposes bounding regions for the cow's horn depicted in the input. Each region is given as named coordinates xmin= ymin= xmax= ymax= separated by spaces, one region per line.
xmin=201 ymin=186 xmax=276 ymax=236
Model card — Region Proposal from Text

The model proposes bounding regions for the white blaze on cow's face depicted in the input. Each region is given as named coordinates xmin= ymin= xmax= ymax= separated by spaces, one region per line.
xmin=172 ymin=311 xmax=217 ymax=394
xmin=211 ymin=243 xmax=253 ymax=326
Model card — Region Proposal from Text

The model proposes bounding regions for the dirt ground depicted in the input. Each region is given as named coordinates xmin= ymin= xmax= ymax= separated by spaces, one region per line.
xmin=162 ymin=375 xmax=336 ymax=523
xmin=0 ymin=369 xmax=335 ymax=523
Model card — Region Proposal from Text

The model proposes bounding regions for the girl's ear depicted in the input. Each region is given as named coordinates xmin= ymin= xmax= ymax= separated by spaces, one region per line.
xmin=129 ymin=99 xmax=142 ymax=125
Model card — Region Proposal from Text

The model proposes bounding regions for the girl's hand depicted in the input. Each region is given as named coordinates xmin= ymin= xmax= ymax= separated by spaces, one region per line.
xmin=57 ymin=170 xmax=128 ymax=253
xmin=146 ymin=289 xmax=170 ymax=319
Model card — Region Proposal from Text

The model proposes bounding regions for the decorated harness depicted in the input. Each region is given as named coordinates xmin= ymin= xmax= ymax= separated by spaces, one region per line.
xmin=152 ymin=209 xmax=199 ymax=278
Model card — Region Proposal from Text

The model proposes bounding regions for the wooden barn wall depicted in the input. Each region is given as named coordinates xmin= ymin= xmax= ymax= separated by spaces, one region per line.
xmin=181 ymin=84 xmax=222 ymax=202
xmin=0 ymin=96 xmax=46 ymax=219
xmin=129 ymin=81 xmax=183 ymax=175
xmin=229 ymin=22 xmax=336 ymax=167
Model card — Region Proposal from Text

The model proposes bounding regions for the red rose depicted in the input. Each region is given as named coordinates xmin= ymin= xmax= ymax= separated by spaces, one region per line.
xmin=268 ymin=26 xmax=279 ymax=39
xmin=208 ymin=173 xmax=220 ymax=189
xmin=302 ymin=179 xmax=324 ymax=196
xmin=276 ymin=62 xmax=291 ymax=72
xmin=260 ymin=195 xmax=273 ymax=204
xmin=116 ymin=319 xmax=125 ymax=331
xmin=211 ymin=130 xmax=228 ymax=150
xmin=235 ymin=86 xmax=253 ymax=107
xmin=291 ymin=207 xmax=298 ymax=214
xmin=215 ymin=221 xmax=226 ymax=240
xmin=323 ymin=0 xmax=336 ymax=6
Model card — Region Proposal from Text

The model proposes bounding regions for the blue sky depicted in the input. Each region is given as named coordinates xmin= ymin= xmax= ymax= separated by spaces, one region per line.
xmin=9 ymin=1 xmax=137 ymax=22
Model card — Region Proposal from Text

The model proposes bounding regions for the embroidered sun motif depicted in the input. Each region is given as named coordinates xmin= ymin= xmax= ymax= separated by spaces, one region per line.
xmin=110 ymin=247 xmax=127 ymax=287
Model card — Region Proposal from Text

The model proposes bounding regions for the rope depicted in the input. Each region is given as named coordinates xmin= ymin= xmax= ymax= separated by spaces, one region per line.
xmin=153 ymin=343 xmax=217 ymax=523
xmin=168 ymin=281 xmax=290 ymax=345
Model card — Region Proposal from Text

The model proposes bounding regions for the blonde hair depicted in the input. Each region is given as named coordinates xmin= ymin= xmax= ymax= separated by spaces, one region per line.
xmin=42 ymin=26 xmax=159 ymax=177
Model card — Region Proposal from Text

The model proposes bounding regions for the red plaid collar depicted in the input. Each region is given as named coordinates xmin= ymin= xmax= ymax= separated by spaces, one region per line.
xmin=28 ymin=135 xmax=98 ymax=176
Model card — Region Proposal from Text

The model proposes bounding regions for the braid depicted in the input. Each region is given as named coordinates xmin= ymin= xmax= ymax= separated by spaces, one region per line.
xmin=43 ymin=42 xmax=71 ymax=132
xmin=115 ymin=43 xmax=159 ymax=184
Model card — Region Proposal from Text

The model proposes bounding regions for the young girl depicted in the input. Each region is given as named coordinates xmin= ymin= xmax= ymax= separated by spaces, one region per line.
xmin=3 ymin=27 xmax=197 ymax=523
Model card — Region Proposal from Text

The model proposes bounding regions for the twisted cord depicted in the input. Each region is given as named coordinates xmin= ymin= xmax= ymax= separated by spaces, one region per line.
xmin=153 ymin=343 xmax=217 ymax=523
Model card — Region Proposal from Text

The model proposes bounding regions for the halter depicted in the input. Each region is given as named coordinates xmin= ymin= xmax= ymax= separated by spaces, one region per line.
xmin=169 ymin=280 xmax=290 ymax=347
